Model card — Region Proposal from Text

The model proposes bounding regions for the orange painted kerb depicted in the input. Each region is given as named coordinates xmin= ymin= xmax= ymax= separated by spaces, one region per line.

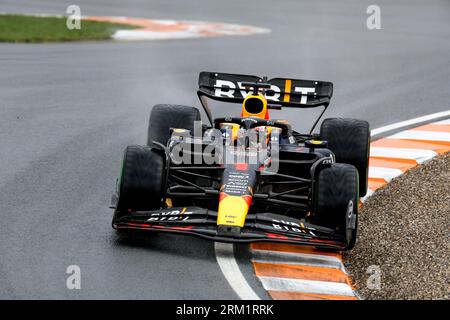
xmin=251 ymin=243 xmax=342 ymax=259
xmin=254 ymin=262 xmax=351 ymax=284
xmin=269 ymin=291 xmax=358 ymax=300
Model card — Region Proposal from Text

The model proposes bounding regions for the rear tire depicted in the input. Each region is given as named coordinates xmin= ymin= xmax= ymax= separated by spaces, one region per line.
xmin=114 ymin=145 xmax=165 ymax=220
xmin=314 ymin=163 xmax=359 ymax=250
xmin=147 ymin=104 xmax=201 ymax=146
xmin=320 ymin=118 xmax=370 ymax=197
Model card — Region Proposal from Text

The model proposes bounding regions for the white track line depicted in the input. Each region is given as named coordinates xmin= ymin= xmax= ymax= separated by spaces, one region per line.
xmin=214 ymin=242 xmax=261 ymax=300
xmin=215 ymin=111 xmax=450 ymax=300
xmin=368 ymin=167 xmax=403 ymax=182
xmin=435 ymin=119 xmax=450 ymax=125
xmin=387 ymin=130 xmax=450 ymax=142
xmin=371 ymin=110 xmax=450 ymax=137
xmin=370 ymin=147 xmax=436 ymax=163
xmin=258 ymin=277 xmax=355 ymax=296
xmin=113 ymin=30 xmax=203 ymax=41
xmin=251 ymin=249 xmax=345 ymax=271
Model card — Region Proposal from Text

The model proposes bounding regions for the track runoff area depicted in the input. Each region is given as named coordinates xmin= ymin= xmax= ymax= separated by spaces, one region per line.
xmin=215 ymin=110 xmax=450 ymax=302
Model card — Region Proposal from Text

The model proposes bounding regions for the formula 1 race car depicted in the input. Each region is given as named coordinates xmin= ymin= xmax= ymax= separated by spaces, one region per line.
xmin=110 ymin=72 xmax=370 ymax=250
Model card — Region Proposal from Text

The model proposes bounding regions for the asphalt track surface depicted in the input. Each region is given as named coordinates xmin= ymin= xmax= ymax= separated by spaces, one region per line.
xmin=0 ymin=0 xmax=449 ymax=299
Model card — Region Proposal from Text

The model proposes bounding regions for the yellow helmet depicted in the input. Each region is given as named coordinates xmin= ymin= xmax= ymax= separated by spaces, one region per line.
xmin=241 ymin=93 xmax=269 ymax=119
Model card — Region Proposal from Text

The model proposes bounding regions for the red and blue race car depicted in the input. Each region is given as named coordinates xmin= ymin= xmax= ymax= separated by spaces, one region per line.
xmin=111 ymin=72 xmax=370 ymax=250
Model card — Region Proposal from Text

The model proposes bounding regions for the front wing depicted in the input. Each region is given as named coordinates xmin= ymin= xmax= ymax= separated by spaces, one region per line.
xmin=112 ymin=207 xmax=346 ymax=250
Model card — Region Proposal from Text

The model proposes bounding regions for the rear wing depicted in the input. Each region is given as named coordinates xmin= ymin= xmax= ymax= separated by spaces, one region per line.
xmin=198 ymin=71 xmax=333 ymax=108
xmin=197 ymin=72 xmax=333 ymax=128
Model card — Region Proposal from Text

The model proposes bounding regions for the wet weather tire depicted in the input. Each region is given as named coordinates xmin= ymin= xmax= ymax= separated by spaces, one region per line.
xmin=320 ymin=118 xmax=370 ymax=197
xmin=115 ymin=145 xmax=165 ymax=219
xmin=147 ymin=104 xmax=201 ymax=146
xmin=314 ymin=163 xmax=359 ymax=250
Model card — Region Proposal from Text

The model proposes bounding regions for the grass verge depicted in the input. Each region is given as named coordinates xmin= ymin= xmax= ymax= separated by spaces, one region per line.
xmin=0 ymin=14 xmax=134 ymax=42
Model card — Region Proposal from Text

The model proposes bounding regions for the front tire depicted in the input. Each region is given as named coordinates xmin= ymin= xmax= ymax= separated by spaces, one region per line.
xmin=114 ymin=145 xmax=165 ymax=220
xmin=313 ymin=163 xmax=359 ymax=250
